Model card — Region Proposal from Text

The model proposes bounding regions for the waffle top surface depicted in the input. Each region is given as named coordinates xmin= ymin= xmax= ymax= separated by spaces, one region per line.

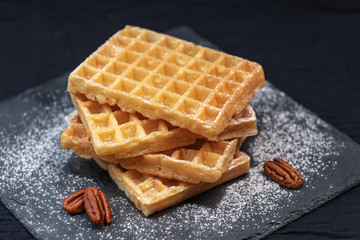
xmin=68 ymin=26 xmax=265 ymax=139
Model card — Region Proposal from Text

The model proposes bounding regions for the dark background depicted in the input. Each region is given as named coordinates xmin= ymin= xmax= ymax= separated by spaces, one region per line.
xmin=1 ymin=0 xmax=359 ymax=239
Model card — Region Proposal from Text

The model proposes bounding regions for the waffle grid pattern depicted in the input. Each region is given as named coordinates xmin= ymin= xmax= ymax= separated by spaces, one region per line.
xmin=68 ymin=26 xmax=265 ymax=139
xmin=71 ymin=94 xmax=196 ymax=157
xmin=72 ymin=93 xmax=257 ymax=157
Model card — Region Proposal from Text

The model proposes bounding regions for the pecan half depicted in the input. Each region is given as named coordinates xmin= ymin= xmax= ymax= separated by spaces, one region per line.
xmin=62 ymin=188 xmax=86 ymax=214
xmin=84 ymin=187 xmax=112 ymax=228
xmin=98 ymin=190 xmax=112 ymax=225
xmin=264 ymin=158 xmax=304 ymax=189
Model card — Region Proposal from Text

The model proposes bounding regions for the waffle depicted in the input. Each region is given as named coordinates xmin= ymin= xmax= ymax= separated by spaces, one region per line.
xmin=68 ymin=25 xmax=265 ymax=139
xmin=71 ymin=93 xmax=257 ymax=157
xmin=71 ymin=93 xmax=196 ymax=158
xmin=215 ymin=104 xmax=257 ymax=140
xmin=61 ymin=114 xmax=242 ymax=183
xmin=61 ymin=114 xmax=93 ymax=160
xmin=117 ymin=138 xmax=239 ymax=183
xmin=101 ymin=150 xmax=250 ymax=216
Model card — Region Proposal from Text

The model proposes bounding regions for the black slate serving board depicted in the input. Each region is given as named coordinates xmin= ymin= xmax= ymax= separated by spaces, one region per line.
xmin=0 ymin=26 xmax=359 ymax=240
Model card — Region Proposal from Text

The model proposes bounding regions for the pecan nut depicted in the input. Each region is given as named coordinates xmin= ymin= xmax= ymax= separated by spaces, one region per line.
xmin=62 ymin=188 xmax=86 ymax=214
xmin=264 ymin=158 xmax=304 ymax=189
xmin=98 ymin=190 xmax=112 ymax=225
xmin=84 ymin=187 xmax=112 ymax=228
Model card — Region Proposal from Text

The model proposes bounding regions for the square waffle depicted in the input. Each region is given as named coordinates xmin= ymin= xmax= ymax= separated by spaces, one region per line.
xmin=71 ymin=93 xmax=257 ymax=158
xmin=61 ymin=114 xmax=244 ymax=183
xmin=68 ymin=25 xmax=265 ymax=139
xmin=116 ymin=138 xmax=239 ymax=184
xmin=100 ymin=150 xmax=250 ymax=216
xmin=71 ymin=93 xmax=196 ymax=158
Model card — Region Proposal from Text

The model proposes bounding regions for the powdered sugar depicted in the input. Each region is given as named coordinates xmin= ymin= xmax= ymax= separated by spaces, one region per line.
xmin=0 ymin=75 xmax=353 ymax=240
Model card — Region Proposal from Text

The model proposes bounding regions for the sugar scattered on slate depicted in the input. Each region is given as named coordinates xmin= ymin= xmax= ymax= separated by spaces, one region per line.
xmin=0 ymin=83 xmax=343 ymax=240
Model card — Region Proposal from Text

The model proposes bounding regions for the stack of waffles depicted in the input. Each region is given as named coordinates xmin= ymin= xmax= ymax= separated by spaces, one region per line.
xmin=61 ymin=26 xmax=265 ymax=216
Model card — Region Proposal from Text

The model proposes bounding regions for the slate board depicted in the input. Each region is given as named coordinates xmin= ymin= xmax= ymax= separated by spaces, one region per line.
xmin=0 ymin=26 xmax=359 ymax=240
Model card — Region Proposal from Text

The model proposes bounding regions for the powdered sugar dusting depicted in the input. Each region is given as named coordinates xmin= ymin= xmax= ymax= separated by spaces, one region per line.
xmin=0 ymin=78 xmax=354 ymax=240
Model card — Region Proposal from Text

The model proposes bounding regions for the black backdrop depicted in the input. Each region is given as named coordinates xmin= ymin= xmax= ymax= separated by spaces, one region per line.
xmin=1 ymin=1 xmax=360 ymax=239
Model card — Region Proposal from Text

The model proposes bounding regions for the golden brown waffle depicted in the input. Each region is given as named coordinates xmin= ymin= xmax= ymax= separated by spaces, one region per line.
xmin=71 ymin=93 xmax=196 ymax=157
xmin=68 ymin=25 xmax=265 ymax=139
xmin=61 ymin=114 xmax=242 ymax=183
xmin=61 ymin=114 xmax=93 ymax=160
xmin=117 ymin=138 xmax=238 ymax=183
xmin=100 ymin=150 xmax=250 ymax=216
xmin=71 ymin=93 xmax=257 ymax=157
xmin=215 ymin=104 xmax=257 ymax=140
